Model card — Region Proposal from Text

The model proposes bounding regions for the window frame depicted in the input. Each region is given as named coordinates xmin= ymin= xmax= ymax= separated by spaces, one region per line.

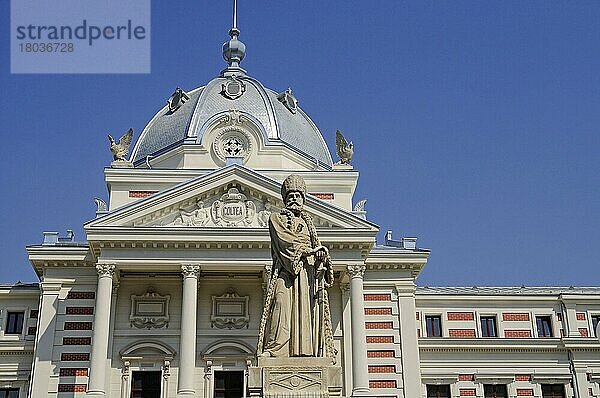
xmin=0 ymin=388 xmax=20 ymax=398
xmin=425 ymin=315 xmax=443 ymax=338
xmin=5 ymin=311 xmax=25 ymax=336
xmin=591 ymin=314 xmax=600 ymax=338
xmin=541 ymin=383 xmax=565 ymax=398
xmin=483 ymin=384 xmax=507 ymax=398
xmin=536 ymin=315 xmax=554 ymax=338
xmin=426 ymin=384 xmax=450 ymax=398
xmin=480 ymin=315 xmax=498 ymax=338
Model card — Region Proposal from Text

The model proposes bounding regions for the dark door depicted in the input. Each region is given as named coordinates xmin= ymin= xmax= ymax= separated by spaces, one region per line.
xmin=214 ymin=371 xmax=244 ymax=398
xmin=131 ymin=371 xmax=162 ymax=398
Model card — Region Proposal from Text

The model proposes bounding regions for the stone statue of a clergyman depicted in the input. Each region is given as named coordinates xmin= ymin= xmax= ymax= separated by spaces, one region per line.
xmin=257 ymin=174 xmax=336 ymax=359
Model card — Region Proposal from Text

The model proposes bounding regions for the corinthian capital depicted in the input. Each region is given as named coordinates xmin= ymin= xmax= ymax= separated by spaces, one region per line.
xmin=346 ymin=264 xmax=365 ymax=279
xmin=181 ymin=264 xmax=201 ymax=278
xmin=96 ymin=263 xmax=116 ymax=278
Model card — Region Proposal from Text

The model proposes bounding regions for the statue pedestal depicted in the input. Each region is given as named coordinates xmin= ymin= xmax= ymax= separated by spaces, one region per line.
xmin=110 ymin=160 xmax=133 ymax=168
xmin=248 ymin=357 xmax=342 ymax=398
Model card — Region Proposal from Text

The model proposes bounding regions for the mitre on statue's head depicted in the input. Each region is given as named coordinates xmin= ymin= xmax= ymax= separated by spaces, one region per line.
xmin=281 ymin=174 xmax=306 ymax=200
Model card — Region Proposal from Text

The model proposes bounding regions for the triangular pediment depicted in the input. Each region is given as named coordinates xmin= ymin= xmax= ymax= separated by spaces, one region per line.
xmin=85 ymin=165 xmax=378 ymax=232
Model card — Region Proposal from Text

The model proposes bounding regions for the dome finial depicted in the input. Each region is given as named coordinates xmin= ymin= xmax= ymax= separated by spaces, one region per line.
xmin=222 ymin=0 xmax=246 ymax=76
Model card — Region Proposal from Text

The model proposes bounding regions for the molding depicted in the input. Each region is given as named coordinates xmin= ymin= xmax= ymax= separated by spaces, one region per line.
xmin=346 ymin=264 xmax=365 ymax=279
xmin=181 ymin=264 xmax=201 ymax=278
xmin=129 ymin=288 xmax=171 ymax=329
xmin=96 ymin=263 xmax=116 ymax=277
xmin=210 ymin=288 xmax=249 ymax=329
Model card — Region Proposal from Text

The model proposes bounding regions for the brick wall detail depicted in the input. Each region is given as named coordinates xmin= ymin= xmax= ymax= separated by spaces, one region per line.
xmin=516 ymin=389 xmax=534 ymax=396
xmin=577 ymin=312 xmax=587 ymax=320
xmin=366 ymin=336 xmax=394 ymax=343
xmin=579 ymin=328 xmax=589 ymax=337
xmin=64 ymin=322 xmax=93 ymax=330
xmin=458 ymin=374 xmax=474 ymax=381
xmin=368 ymin=365 xmax=395 ymax=373
xmin=367 ymin=350 xmax=395 ymax=358
xmin=503 ymin=313 xmax=530 ymax=321
xmin=309 ymin=192 xmax=334 ymax=200
xmin=60 ymin=368 xmax=89 ymax=377
xmin=61 ymin=353 xmax=90 ymax=361
xmin=449 ymin=329 xmax=476 ymax=338
xmin=129 ymin=190 xmax=157 ymax=198
xmin=27 ymin=327 xmax=37 ymax=335
xmin=66 ymin=291 xmax=95 ymax=300
xmin=364 ymin=294 xmax=391 ymax=301
xmin=66 ymin=307 xmax=94 ymax=315
xmin=365 ymin=322 xmax=393 ymax=330
xmin=63 ymin=337 xmax=92 ymax=345
xmin=460 ymin=389 xmax=476 ymax=396
xmin=505 ymin=330 xmax=532 ymax=338
xmin=58 ymin=384 xmax=87 ymax=392
xmin=369 ymin=380 xmax=396 ymax=389
xmin=448 ymin=312 xmax=474 ymax=321
xmin=29 ymin=309 xmax=38 ymax=318
xmin=515 ymin=374 xmax=531 ymax=381
xmin=365 ymin=308 xmax=392 ymax=315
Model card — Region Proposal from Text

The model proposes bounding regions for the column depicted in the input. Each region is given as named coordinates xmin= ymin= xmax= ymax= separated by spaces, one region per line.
xmin=29 ymin=281 xmax=61 ymax=396
xmin=178 ymin=264 xmax=200 ymax=397
xmin=347 ymin=265 xmax=370 ymax=397
xmin=340 ymin=283 xmax=353 ymax=396
xmin=395 ymin=283 xmax=422 ymax=398
xmin=87 ymin=263 xmax=116 ymax=397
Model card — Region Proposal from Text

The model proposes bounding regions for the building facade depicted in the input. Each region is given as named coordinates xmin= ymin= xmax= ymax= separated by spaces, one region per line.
xmin=1 ymin=21 xmax=600 ymax=398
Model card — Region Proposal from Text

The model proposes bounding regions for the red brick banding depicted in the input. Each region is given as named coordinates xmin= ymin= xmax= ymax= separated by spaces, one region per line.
xmin=129 ymin=190 xmax=157 ymax=198
xmin=557 ymin=313 xmax=562 ymax=321
xmin=64 ymin=322 xmax=93 ymax=330
xmin=416 ymin=312 xmax=420 ymax=320
xmin=58 ymin=384 xmax=86 ymax=392
xmin=516 ymin=389 xmax=534 ymax=396
xmin=63 ymin=337 xmax=92 ymax=345
xmin=365 ymin=308 xmax=392 ymax=315
xmin=366 ymin=336 xmax=394 ymax=343
xmin=577 ymin=313 xmax=587 ymax=321
xmin=368 ymin=365 xmax=395 ymax=373
xmin=366 ymin=322 xmax=393 ymax=330
xmin=579 ymin=328 xmax=589 ymax=337
xmin=460 ymin=389 xmax=476 ymax=396
xmin=503 ymin=313 xmax=530 ymax=321
xmin=417 ymin=329 xmax=421 ymax=337
xmin=364 ymin=294 xmax=391 ymax=301
xmin=515 ymin=374 xmax=531 ymax=381
xmin=505 ymin=330 xmax=532 ymax=338
xmin=61 ymin=353 xmax=90 ymax=361
xmin=29 ymin=309 xmax=38 ymax=318
xmin=66 ymin=307 xmax=94 ymax=315
xmin=27 ymin=327 xmax=37 ymax=335
xmin=447 ymin=312 xmax=474 ymax=321
xmin=67 ymin=291 xmax=95 ymax=300
xmin=458 ymin=374 xmax=474 ymax=381
xmin=369 ymin=380 xmax=396 ymax=389
xmin=60 ymin=368 xmax=88 ymax=377
xmin=309 ymin=193 xmax=334 ymax=200
xmin=367 ymin=350 xmax=395 ymax=358
xmin=449 ymin=329 xmax=476 ymax=338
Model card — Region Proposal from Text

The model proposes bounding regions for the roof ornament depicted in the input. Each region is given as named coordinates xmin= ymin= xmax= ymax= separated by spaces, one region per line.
xmin=277 ymin=88 xmax=298 ymax=114
xmin=222 ymin=0 xmax=246 ymax=76
xmin=108 ymin=128 xmax=134 ymax=168
xmin=167 ymin=87 xmax=190 ymax=113
xmin=335 ymin=130 xmax=354 ymax=165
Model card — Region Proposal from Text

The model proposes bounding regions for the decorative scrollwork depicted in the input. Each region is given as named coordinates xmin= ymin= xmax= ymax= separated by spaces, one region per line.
xmin=346 ymin=264 xmax=365 ymax=279
xmin=96 ymin=263 xmax=116 ymax=278
xmin=181 ymin=264 xmax=201 ymax=278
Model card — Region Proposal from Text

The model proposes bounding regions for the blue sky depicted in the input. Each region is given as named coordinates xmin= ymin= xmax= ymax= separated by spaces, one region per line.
xmin=0 ymin=1 xmax=598 ymax=286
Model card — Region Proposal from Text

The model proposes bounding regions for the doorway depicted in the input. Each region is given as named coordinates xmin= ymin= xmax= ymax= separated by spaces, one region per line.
xmin=213 ymin=371 xmax=244 ymax=398
xmin=130 ymin=371 xmax=162 ymax=398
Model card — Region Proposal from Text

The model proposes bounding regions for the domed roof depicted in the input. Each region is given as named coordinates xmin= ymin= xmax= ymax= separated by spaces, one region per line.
xmin=130 ymin=74 xmax=333 ymax=168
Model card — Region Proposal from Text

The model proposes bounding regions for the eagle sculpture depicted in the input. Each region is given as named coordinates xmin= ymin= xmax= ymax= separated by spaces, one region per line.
xmin=108 ymin=128 xmax=133 ymax=161
xmin=335 ymin=130 xmax=354 ymax=165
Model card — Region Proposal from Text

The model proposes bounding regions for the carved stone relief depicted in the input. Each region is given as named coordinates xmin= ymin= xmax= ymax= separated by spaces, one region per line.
xmin=129 ymin=287 xmax=171 ymax=329
xmin=211 ymin=288 xmax=249 ymax=329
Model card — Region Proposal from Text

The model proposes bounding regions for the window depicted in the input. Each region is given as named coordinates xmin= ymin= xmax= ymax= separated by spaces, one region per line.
xmin=214 ymin=371 xmax=243 ymax=398
xmin=130 ymin=371 xmax=161 ymax=398
xmin=0 ymin=389 xmax=19 ymax=398
xmin=5 ymin=312 xmax=24 ymax=335
xmin=592 ymin=315 xmax=600 ymax=337
xmin=484 ymin=384 xmax=507 ymax=398
xmin=481 ymin=316 xmax=498 ymax=337
xmin=425 ymin=315 xmax=442 ymax=337
xmin=536 ymin=316 xmax=553 ymax=337
xmin=541 ymin=384 xmax=565 ymax=398
xmin=427 ymin=385 xmax=450 ymax=398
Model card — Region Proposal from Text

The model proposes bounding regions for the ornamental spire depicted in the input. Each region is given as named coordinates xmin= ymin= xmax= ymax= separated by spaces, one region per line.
xmin=222 ymin=0 xmax=246 ymax=76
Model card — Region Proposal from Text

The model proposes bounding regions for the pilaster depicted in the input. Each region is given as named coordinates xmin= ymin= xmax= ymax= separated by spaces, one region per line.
xmin=177 ymin=264 xmax=201 ymax=397
xmin=395 ymin=283 xmax=422 ymax=398
xmin=347 ymin=265 xmax=371 ymax=397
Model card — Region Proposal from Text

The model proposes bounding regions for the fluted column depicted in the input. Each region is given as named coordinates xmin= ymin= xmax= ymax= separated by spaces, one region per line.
xmin=87 ymin=263 xmax=116 ymax=397
xmin=347 ymin=265 xmax=370 ymax=397
xmin=177 ymin=264 xmax=200 ymax=397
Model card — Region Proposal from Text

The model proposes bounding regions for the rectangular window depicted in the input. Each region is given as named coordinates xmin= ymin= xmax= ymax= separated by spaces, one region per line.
xmin=427 ymin=384 xmax=450 ymax=398
xmin=541 ymin=384 xmax=565 ymax=398
xmin=214 ymin=371 xmax=244 ymax=398
xmin=5 ymin=312 xmax=24 ymax=335
xmin=425 ymin=315 xmax=442 ymax=337
xmin=0 ymin=389 xmax=19 ymax=398
xmin=536 ymin=316 xmax=553 ymax=337
xmin=592 ymin=315 xmax=600 ymax=338
xmin=484 ymin=384 xmax=507 ymax=398
xmin=130 ymin=371 xmax=161 ymax=398
xmin=481 ymin=316 xmax=498 ymax=337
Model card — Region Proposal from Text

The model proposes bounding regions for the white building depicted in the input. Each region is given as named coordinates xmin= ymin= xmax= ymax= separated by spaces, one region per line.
xmin=1 ymin=18 xmax=599 ymax=398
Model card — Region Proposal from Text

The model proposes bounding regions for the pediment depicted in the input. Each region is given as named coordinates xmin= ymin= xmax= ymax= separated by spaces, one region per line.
xmin=86 ymin=165 xmax=377 ymax=231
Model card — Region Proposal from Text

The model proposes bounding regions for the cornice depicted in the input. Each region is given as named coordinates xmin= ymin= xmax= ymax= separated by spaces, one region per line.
xmin=418 ymin=338 xmax=566 ymax=353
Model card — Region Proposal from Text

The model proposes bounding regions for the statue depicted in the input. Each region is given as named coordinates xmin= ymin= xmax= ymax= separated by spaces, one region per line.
xmin=335 ymin=130 xmax=354 ymax=165
xmin=257 ymin=174 xmax=335 ymax=359
xmin=108 ymin=128 xmax=133 ymax=162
